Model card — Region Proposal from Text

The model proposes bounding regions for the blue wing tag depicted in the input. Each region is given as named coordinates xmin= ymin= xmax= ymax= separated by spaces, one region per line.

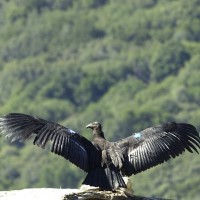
xmin=68 ymin=128 xmax=76 ymax=134
xmin=134 ymin=132 xmax=141 ymax=139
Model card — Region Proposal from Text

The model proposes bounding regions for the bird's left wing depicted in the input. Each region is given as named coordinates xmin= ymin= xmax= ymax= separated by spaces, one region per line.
xmin=116 ymin=122 xmax=200 ymax=176
xmin=0 ymin=113 xmax=99 ymax=172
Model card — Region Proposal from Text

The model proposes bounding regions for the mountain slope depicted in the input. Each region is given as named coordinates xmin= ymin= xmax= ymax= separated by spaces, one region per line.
xmin=0 ymin=0 xmax=200 ymax=199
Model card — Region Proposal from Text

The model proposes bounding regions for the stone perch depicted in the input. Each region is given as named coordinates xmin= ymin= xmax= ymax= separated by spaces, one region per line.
xmin=0 ymin=188 xmax=171 ymax=200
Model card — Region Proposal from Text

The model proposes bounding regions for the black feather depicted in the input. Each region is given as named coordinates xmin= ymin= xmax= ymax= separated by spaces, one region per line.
xmin=0 ymin=113 xmax=200 ymax=190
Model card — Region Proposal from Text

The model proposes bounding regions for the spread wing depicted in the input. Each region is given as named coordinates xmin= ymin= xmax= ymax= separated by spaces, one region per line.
xmin=0 ymin=113 xmax=99 ymax=172
xmin=116 ymin=122 xmax=200 ymax=176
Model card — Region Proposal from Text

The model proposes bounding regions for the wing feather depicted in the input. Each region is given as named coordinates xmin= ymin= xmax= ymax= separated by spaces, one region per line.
xmin=0 ymin=113 xmax=99 ymax=172
xmin=117 ymin=122 xmax=200 ymax=176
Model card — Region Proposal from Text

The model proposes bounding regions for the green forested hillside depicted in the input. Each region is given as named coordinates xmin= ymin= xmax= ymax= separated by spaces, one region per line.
xmin=0 ymin=0 xmax=200 ymax=199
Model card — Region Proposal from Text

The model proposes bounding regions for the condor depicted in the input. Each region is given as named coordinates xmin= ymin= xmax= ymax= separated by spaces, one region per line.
xmin=0 ymin=113 xmax=199 ymax=190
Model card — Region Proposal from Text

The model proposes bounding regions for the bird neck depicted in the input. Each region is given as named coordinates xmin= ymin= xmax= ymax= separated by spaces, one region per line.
xmin=93 ymin=129 xmax=105 ymax=139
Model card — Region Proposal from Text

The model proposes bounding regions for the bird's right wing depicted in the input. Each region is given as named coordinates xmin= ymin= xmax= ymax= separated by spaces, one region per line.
xmin=0 ymin=113 xmax=100 ymax=172
xmin=116 ymin=122 xmax=200 ymax=176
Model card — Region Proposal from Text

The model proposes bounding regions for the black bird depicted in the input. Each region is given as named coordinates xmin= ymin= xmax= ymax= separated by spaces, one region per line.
xmin=0 ymin=113 xmax=200 ymax=190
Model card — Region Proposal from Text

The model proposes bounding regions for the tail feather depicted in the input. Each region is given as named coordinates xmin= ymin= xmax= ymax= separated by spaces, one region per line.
xmin=83 ymin=166 xmax=126 ymax=190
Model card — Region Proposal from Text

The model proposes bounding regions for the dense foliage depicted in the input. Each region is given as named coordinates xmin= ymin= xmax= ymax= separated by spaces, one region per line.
xmin=0 ymin=0 xmax=200 ymax=199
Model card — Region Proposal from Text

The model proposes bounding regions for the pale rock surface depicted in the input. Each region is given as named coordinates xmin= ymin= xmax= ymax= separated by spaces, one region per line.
xmin=0 ymin=187 xmax=166 ymax=200
xmin=0 ymin=188 xmax=78 ymax=200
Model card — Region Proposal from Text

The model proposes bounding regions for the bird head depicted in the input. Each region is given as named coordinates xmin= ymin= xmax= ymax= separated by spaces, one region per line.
xmin=86 ymin=121 xmax=102 ymax=131
xmin=86 ymin=121 xmax=105 ymax=138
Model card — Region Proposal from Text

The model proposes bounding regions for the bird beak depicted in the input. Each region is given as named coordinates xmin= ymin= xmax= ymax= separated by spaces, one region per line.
xmin=86 ymin=123 xmax=93 ymax=129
